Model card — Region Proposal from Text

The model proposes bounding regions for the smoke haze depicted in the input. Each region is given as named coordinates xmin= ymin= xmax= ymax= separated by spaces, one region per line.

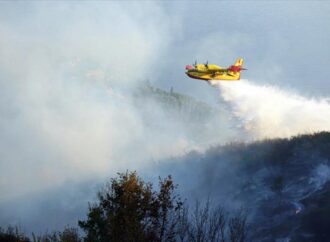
xmin=0 ymin=2 xmax=181 ymax=203
xmin=1 ymin=1 xmax=330 ymax=237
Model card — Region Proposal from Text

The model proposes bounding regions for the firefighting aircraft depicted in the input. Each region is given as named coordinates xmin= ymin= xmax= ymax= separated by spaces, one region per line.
xmin=185 ymin=58 xmax=246 ymax=81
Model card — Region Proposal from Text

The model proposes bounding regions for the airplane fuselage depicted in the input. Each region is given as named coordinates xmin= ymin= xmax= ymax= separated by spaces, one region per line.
xmin=185 ymin=58 xmax=245 ymax=81
xmin=185 ymin=67 xmax=240 ymax=81
xmin=186 ymin=70 xmax=240 ymax=81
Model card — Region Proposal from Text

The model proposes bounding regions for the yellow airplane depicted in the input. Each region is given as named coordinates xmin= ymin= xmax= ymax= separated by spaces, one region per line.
xmin=185 ymin=58 xmax=246 ymax=81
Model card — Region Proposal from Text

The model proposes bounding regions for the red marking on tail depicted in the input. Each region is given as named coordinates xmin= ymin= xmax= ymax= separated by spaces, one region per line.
xmin=228 ymin=65 xmax=246 ymax=72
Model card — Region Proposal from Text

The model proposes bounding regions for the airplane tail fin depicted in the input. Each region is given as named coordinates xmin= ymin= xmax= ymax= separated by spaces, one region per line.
xmin=229 ymin=58 xmax=245 ymax=80
xmin=234 ymin=58 xmax=244 ymax=67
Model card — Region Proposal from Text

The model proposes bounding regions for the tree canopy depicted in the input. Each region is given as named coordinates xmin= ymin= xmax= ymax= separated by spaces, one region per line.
xmin=78 ymin=171 xmax=183 ymax=242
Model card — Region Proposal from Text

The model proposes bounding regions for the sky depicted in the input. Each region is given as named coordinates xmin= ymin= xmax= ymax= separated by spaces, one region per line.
xmin=0 ymin=1 xmax=329 ymax=234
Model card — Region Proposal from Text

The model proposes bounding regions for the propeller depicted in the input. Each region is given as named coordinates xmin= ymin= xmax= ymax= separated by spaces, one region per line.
xmin=204 ymin=61 xmax=208 ymax=68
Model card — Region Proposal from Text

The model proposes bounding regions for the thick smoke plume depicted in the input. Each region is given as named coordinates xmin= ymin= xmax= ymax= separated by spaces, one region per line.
xmin=212 ymin=80 xmax=330 ymax=139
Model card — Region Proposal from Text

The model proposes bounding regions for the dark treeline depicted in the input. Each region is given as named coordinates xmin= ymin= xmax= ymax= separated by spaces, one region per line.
xmin=0 ymin=171 xmax=247 ymax=242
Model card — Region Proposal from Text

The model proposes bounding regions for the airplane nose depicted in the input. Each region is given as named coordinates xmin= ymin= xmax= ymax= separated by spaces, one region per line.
xmin=185 ymin=65 xmax=193 ymax=70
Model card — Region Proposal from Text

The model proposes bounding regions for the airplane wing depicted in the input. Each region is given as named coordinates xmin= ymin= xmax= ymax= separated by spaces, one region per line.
xmin=207 ymin=68 xmax=227 ymax=74
xmin=210 ymin=69 xmax=231 ymax=78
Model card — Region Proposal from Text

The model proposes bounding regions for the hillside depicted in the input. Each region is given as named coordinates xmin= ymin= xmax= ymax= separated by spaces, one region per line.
xmin=156 ymin=132 xmax=330 ymax=242
xmin=132 ymin=81 xmax=236 ymax=145
xmin=133 ymin=81 xmax=218 ymax=122
xmin=0 ymin=80 xmax=329 ymax=241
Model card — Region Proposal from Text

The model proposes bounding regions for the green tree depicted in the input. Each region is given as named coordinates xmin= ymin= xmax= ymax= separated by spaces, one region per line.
xmin=78 ymin=171 xmax=183 ymax=242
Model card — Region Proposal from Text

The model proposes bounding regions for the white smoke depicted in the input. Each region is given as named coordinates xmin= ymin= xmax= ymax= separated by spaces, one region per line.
xmin=309 ymin=163 xmax=330 ymax=191
xmin=0 ymin=2 xmax=182 ymax=203
xmin=212 ymin=80 xmax=330 ymax=139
